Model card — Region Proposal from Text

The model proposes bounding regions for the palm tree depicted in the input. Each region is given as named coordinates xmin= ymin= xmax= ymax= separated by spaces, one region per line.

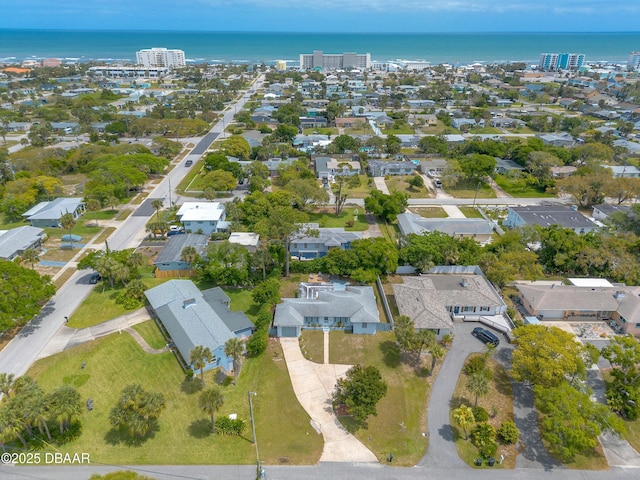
xmin=0 ymin=372 xmax=15 ymax=397
xmin=0 ymin=407 xmax=28 ymax=448
xmin=199 ymin=386 xmax=224 ymax=433
xmin=151 ymin=199 xmax=164 ymax=221
xmin=416 ymin=329 xmax=436 ymax=358
xmin=466 ymin=371 xmax=490 ymax=407
xmin=224 ymin=337 xmax=244 ymax=385
xmin=47 ymin=384 xmax=82 ymax=435
xmin=181 ymin=246 xmax=198 ymax=264
xmin=28 ymin=390 xmax=52 ymax=441
xmin=60 ymin=212 xmax=77 ymax=249
xmin=453 ymin=404 xmax=475 ymax=441
xmin=21 ymin=248 xmax=40 ymax=270
xmin=430 ymin=343 xmax=444 ymax=373
xmin=190 ymin=345 xmax=213 ymax=386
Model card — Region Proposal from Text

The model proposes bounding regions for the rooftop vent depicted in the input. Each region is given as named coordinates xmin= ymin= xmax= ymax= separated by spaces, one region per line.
xmin=614 ymin=291 xmax=626 ymax=299
xmin=183 ymin=298 xmax=197 ymax=309
xmin=460 ymin=278 xmax=469 ymax=288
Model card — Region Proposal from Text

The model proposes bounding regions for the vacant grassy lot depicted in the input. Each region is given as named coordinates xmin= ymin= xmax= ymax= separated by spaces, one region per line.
xmin=307 ymin=207 xmax=368 ymax=231
xmin=450 ymin=353 xmax=517 ymax=469
xmin=333 ymin=175 xmax=373 ymax=198
xmin=27 ymin=332 xmax=322 ymax=465
xmin=385 ymin=175 xmax=430 ymax=198
xmin=459 ymin=207 xmax=484 ymax=218
xmin=446 ymin=181 xmax=496 ymax=199
xmin=494 ymin=175 xmax=555 ymax=198
xmin=328 ymin=331 xmax=430 ymax=466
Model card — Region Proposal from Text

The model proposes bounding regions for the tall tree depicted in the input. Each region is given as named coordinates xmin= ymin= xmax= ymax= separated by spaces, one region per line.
xmin=151 ymin=199 xmax=164 ymax=222
xmin=21 ymin=248 xmax=39 ymax=270
xmin=333 ymin=364 xmax=387 ymax=422
xmin=59 ymin=212 xmax=77 ymax=249
xmin=453 ymin=404 xmax=475 ymax=441
xmin=0 ymin=372 xmax=15 ymax=398
xmin=199 ymin=387 xmax=225 ymax=434
xmin=190 ymin=345 xmax=213 ymax=386
xmin=109 ymin=384 xmax=165 ymax=438
xmin=224 ymin=337 xmax=244 ymax=385
xmin=47 ymin=384 xmax=83 ymax=435
xmin=85 ymin=198 xmax=102 ymax=226
xmin=467 ymin=371 xmax=490 ymax=407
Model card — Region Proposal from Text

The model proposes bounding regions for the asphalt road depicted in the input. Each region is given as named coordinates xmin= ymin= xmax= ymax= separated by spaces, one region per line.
xmin=0 ymin=75 xmax=264 ymax=379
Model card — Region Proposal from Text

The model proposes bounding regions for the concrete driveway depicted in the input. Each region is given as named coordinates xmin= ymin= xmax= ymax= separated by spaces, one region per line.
xmin=280 ymin=337 xmax=378 ymax=463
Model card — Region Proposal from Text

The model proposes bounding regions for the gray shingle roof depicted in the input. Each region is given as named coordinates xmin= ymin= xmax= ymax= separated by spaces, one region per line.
xmin=397 ymin=212 xmax=494 ymax=236
xmin=274 ymin=286 xmax=379 ymax=327
xmin=509 ymin=206 xmax=595 ymax=229
xmin=22 ymin=198 xmax=84 ymax=221
xmin=145 ymin=281 xmax=253 ymax=364
xmin=0 ymin=226 xmax=45 ymax=260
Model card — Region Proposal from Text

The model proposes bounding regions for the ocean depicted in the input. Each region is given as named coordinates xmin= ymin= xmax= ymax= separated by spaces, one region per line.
xmin=1 ymin=30 xmax=639 ymax=66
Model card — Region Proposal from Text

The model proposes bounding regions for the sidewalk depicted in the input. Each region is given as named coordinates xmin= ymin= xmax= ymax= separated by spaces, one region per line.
xmin=38 ymin=307 xmax=151 ymax=359
xmin=280 ymin=337 xmax=377 ymax=463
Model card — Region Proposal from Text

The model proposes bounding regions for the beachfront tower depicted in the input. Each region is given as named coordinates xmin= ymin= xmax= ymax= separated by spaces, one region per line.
xmin=136 ymin=48 xmax=186 ymax=68
xmin=299 ymin=51 xmax=371 ymax=71
xmin=538 ymin=53 xmax=585 ymax=71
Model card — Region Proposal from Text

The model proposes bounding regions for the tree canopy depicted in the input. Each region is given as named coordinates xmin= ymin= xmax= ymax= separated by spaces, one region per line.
xmin=333 ymin=364 xmax=387 ymax=423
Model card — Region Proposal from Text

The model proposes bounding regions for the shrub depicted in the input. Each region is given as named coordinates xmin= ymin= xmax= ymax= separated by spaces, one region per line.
xmin=346 ymin=219 xmax=355 ymax=228
xmin=470 ymin=422 xmax=498 ymax=459
xmin=246 ymin=327 xmax=268 ymax=357
xmin=464 ymin=356 xmax=487 ymax=376
xmin=214 ymin=417 xmax=247 ymax=435
xmin=472 ymin=406 xmax=489 ymax=422
xmin=497 ymin=420 xmax=520 ymax=445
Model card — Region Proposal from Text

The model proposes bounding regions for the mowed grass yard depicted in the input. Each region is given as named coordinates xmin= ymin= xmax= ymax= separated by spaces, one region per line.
xmin=327 ymin=331 xmax=430 ymax=466
xmin=27 ymin=329 xmax=322 ymax=465
xmin=307 ymin=207 xmax=368 ymax=231
xmin=385 ymin=175 xmax=431 ymax=198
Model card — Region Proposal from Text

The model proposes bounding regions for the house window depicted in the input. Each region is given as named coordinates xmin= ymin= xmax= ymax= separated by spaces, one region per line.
xmin=361 ymin=322 xmax=367 ymax=328
xmin=635 ymin=323 xmax=640 ymax=329
xmin=463 ymin=306 xmax=474 ymax=312
xmin=324 ymin=317 xmax=329 ymax=324
xmin=480 ymin=306 xmax=490 ymax=312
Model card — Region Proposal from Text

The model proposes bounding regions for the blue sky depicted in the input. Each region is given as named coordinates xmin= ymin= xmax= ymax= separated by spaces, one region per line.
xmin=1 ymin=0 xmax=639 ymax=32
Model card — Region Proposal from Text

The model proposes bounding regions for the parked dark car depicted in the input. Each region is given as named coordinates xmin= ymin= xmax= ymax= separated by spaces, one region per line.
xmin=185 ymin=160 xmax=193 ymax=167
xmin=89 ymin=272 xmax=102 ymax=284
xmin=471 ymin=327 xmax=499 ymax=347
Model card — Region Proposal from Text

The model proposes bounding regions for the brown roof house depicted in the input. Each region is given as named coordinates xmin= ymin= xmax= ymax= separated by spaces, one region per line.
xmin=392 ymin=266 xmax=509 ymax=340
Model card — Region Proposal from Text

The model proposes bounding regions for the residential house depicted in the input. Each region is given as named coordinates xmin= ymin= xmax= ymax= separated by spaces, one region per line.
xmin=293 ymin=134 xmax=330 ymax=150
xmin=419 ymin=158 xmax=448 ymax=175
xmin=367 ymin=160 xmax=417 ymax=177
xmin=392 ymin=266 xmax=509 ymax=339
xmin=153 ymin=233 xmax=208 ymax=278
xmin=505 ymin=205 xmax=598 ymax=234
xmin=550 ymin=165 xmax=577 ymax=178
xmin=397 ymin=212 xmax=495 ymax=245
xmin=299 ymin=116 xmax=328 ymax=129
xmin=606 ymin=165 xmax=640 ymax=178
xmin=592 ymin=204 xmax=630 ymax=222
xmin=274 ymin=282 xmax=380 ymax=337
xmin=452 ymin=118 xmax=485 ymax=129
xmin=145 ymin=280 xmax=254 ymax=372
xmin=515 ymin=281 xmax=640 ymax=336
xmin=314 ymin=156 xmax=361 ymax=178
xmin=290 ymin=227 xmax=362 ymax=259
xmin=538 ymin=132 xmax=575 ymax=147
xmin=489 ymin=117 xmax=525 ymax=128
xmin=0 ymin=226 xmax=46 ymax=261
xmin=228 ymin=232 xmax=260 ymax=252
xmin=494 ymin=157 xmax=525 ymax=175
xmin=335 ymin=117 xmax=366 ymax=129
xmin=176 ymin=202 xmax=227 ymax=235
xmin=22 ymin=197 xmax=85 ymax=228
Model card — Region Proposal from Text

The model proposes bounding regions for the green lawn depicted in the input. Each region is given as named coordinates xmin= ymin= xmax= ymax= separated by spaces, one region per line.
xmin=409 ymin=207 xmax=448 ymax=218
xmin=221 ymin=287 xmax=260 ymax=321
xmin=333 ymin=175 xmax=372 ymax=198
xmin=132 ymin=320 xmax=167 ymax=350
xmin=494 ymin=174 xmax=555 ymax=198
xmin=446 ymin=181 xmax=496 ymax=199
xmin=328 ymin=331 xmax=430 ymax=466
xmin=27 ymin=332 xmax=322 ymax=465
xmin=385 ymin=175 xmax=431 ymax=198
xmin=307 ymin=207 xmax=369 ymax=231
xmin=302 ymin=127 xmax=338 ymax=136
xmin=67 ymin=286 xmax=133 ymax=328
xmin=0 ymin=215 xmax=29 ymax=230
xmin=459 ymin=207 xmax=484 ymax=218
xmin=299 ymin=330 xmax=325 ymax=364
xmin=467 ymin=127 xmax=502 ymax=134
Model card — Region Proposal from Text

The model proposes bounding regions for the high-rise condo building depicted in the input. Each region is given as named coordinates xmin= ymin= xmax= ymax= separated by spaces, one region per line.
xmin=538 ymin=53 xmax=585 ymax=71
xmin=628 ymin=52 xmax=640 ymax=71
xmin=136 ymin=48 xmax=186 ymax=68
xmin=299 ymin=51 xmax=371 ymax=71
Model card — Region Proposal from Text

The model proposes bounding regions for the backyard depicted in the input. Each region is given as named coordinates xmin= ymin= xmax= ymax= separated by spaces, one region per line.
xmin=307 ymin=207 xmax=368 ymax=231
xmin=385 ymin=175 xmax=431 ymax=199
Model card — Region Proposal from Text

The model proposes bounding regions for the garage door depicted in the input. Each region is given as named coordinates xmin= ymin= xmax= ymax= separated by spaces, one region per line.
xmin=280 ymin=327 xmax=298 ymax=337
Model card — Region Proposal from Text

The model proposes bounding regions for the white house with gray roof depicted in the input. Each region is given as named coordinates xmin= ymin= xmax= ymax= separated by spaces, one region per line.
xmin=0 ymin=226 xmax=45 ymax=260
xmin=397 ymin=212 xmax=495 ymax=245
xmin=290 ymin=227 xmax=362 ymax=259
xmin=145 ymin=280 xmax=254 ymax=373
xmin=176 ymin=202 xmax=226 ymax=235
xmin=274 ymin=283 xmax=380 ymax=337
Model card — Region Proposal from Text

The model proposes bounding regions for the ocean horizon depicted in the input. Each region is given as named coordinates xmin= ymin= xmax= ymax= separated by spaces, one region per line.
xmin=1 ymin=29 xmax=639 ymax=66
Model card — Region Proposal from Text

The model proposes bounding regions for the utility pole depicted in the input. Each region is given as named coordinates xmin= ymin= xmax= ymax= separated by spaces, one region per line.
xmin=168 ymin=177 xmax=172 ymax=207
xmin=248 ymin=391 xmax=263 ymax=479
